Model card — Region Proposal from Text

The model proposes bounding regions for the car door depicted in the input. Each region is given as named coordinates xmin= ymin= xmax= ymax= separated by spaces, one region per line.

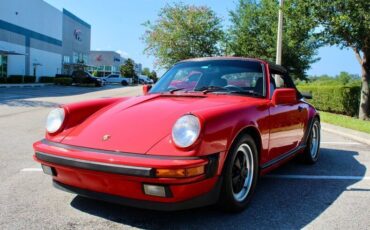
xmin=268 ymin=73 xmax=308 ymax=161
xmin=106 ymin=75 xmax=113 ymax=83
xmin=111 ymin=75 xmax=120 ymax=83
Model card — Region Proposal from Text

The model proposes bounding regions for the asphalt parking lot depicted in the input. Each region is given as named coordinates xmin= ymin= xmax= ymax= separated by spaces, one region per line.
xmin=0 ymin=85 xmax=369 ymax=229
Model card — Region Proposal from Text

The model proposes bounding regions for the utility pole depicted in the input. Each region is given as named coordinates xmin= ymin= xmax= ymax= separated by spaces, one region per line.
xmin=276 ymin=0 xmax=284 ymax=65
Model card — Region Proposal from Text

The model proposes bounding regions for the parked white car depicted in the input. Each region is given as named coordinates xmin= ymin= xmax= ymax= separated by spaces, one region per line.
xmin=102 ymin=74 xmax=130 ymax=86
xmin=138 ymin=75 xmax=154 ymax=84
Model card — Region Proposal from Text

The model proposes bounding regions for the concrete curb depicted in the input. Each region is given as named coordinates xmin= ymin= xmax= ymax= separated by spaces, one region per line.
xmin=321 ymin=122 xmax=370 ymax=146
xmin=0 ymin=83 xmax=53 ymax=88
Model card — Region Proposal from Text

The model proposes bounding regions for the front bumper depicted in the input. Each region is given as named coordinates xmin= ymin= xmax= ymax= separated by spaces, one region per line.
xmin=53 ymin=178 xmax=222 ymax=211
xmin=33 ymin=139 xmax=220 ymax=210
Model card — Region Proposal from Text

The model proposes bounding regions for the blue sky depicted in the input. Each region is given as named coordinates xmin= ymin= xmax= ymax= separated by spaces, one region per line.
xmin=45 ymin=0 xmax=361 ymax=77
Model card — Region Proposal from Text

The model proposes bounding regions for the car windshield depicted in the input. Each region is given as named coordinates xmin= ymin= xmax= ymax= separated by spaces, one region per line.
xmin=150 ymin=60 xmax=266 ymax=97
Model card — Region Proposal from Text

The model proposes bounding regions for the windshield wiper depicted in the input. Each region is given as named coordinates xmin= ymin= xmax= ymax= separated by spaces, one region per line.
xmin=228 ymin=90 xmax=264 ymax=97
xmin=195 ymin=86 xmax=227 ymax=94
xmin=169 ymin=88 xmax=187 ymax=94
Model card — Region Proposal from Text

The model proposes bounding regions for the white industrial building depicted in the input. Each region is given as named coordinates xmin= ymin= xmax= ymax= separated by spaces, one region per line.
xmin=0 ymin=0 xmax=91 ymax=79
xmin=89 ymin=50 xmax=142 ymax=77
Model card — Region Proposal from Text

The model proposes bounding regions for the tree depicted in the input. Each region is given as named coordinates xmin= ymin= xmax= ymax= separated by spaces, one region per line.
xmin=142 ymin=3 xmax=224 ymax=68
xmin=149 ymin=70 xmax=158 ymax=82
xmin=142 ymin=67 xmax=151 ymax=76
xmin=337 ymin=72 xmax=352 ymax=85
xmin=227 ymin=0 xmax=320 ymax=80
xmin=120 ymin=58 xmax=136 ymax=78
xmin=311 ymin=0 xmax=370 ymax=120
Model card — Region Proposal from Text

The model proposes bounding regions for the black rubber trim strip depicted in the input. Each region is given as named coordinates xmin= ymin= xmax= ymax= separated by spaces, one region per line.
xmin=41 ymin=139 xmax=201 ymax=160
xmin=302 ymin=117 xmax=314 ymax=144
xmin=260 ymin=145 xmax=306 ymax=169
xmin=36 ymin=152 xmax=154 ymax=177
xmin=53 ymin=178 xmax=222 ymax=211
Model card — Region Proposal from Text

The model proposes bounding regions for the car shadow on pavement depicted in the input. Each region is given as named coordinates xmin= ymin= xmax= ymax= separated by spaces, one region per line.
xmin=0 ymin=85 xmax=129 ymax=108
xmin=1 ymin=99 xmax=61 ymax=108
xmin=70 ymin=148 xmax=366 ymax=229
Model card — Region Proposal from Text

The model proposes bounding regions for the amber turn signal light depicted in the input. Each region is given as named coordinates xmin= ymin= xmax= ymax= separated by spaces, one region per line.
xmin=155 ymin=165 xmax=205 ymax=178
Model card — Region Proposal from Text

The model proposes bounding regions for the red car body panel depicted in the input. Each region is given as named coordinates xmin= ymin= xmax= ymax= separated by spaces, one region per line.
xmin=33 ymin=57 xmax=319 ymax=210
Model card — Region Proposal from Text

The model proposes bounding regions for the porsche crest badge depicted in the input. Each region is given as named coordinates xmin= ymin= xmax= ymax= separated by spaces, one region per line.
xmin=102 ymin=134 xmax=111 ymax=141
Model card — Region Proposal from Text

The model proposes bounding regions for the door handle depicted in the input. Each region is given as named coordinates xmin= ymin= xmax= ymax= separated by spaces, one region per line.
xmin=298 ymin=106 xmax=303 ymax=112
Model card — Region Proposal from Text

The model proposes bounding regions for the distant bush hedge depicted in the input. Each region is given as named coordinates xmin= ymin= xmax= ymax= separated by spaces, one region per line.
xmin=54 ymin=77 xmax=73 ymax=86
xmin=23 ymin=75 xmax=36 ymax=83
xmin=7 ymin=75 xmax=23 ymax=83
xmin=297 ymin=85 xmax=361 ymax=116
xmin=55 ymin=74 xmax=71 ymax=78
xmin=3 ymin=75 xmax=36 ymax=83
xmin=39 ymin=76 xmax=54 ymax=83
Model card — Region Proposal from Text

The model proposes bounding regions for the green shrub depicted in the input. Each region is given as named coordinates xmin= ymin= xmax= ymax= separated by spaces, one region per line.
xmin=297 ymin=85 xmax=361 ymax=116
xmin=7 ymin=75 xmax=23 ymax=83
xmin=0 ymin=77 xmax=6 ymax=83
xmin=39 ymin=76 xmax=54 ymax=83
xmin=54 ymin=77 xmax=73 ymax=86
xmin=24 ymin=75 xmax=36 ymax=83
xmin=55 ymin=74 xmax=71 ymax=78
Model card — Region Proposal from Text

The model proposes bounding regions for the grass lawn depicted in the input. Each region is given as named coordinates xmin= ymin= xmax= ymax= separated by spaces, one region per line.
xmin=319 ymin=111 xmax=370 ymax=134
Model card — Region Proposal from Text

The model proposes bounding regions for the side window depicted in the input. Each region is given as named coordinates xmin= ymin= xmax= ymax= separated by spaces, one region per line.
xmin=271 ymin=74 xmax=287 ymax=89
xmin=270 ymin=73 xmax=298 ymax=99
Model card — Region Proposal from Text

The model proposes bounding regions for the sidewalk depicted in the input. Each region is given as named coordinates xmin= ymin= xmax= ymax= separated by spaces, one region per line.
xmin=0 ymin=83 xmax=53 ymax=88
xmin=322 ymin=122 xmax=370 ymax=146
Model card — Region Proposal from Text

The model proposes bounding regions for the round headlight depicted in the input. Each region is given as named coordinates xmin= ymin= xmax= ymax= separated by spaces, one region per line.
xmin=46 ymin=108 xmax=65 ymax=133
xmin=172 ymin=115 xmax=201 ymax=148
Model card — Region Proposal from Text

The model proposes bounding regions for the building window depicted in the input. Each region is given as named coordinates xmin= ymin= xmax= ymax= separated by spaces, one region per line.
xmin=105 ymin=66 xmax=112 ymax=72
xmin=0 ymin=55 xmax=7 ymax=78
xmin=73 ymin=52 xmax=78 ymax=63
xmin=63 ymin=56 xmax=70 ymax=64
xmin=83 ymin=54 xmax=88 ymax=64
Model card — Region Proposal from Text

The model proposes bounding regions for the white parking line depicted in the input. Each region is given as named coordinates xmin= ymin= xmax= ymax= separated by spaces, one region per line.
xmin=266 ymin=174 xmax=370 ymax=180
xmin=20 ymin=168 xmax=42 ymax=172
xmin=321 ymin=141 xmax=362 ymax=145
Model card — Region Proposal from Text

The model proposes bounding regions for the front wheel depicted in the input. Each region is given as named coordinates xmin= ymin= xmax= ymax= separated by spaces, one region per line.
xmin=121 ymin=80 xmax=128 ymax=86
xmin=302 ymin=118 xmax=321 ymax=164
xmin=218 ymin=134 xmax=258 ymax=212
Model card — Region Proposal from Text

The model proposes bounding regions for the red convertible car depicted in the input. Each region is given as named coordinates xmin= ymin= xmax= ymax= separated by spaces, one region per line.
xmin=33 ymin=57 xmax=320 ymax=212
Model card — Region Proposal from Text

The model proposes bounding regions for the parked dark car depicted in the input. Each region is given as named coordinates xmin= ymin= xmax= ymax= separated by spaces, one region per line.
xmin=71 ymin=71 xmax=104 ymax=87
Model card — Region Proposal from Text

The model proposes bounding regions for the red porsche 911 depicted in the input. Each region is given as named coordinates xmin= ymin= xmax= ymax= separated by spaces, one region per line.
xmin=33 ymin=57 xmax=320 ymax=212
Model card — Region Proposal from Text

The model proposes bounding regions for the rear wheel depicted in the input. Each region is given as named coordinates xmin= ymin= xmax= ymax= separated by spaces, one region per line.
xmin=121 ymin=80 xmax=128 ymax=86
xmin=302 ymin=118 xmax=321 ymax=164
xmin=218 ymin=134 xmax=258 ymax=212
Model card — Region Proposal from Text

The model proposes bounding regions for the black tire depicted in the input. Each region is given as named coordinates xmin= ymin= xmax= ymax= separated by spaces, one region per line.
xmin=302 ymin=118 xmax=321 ymax=164
xmin=218 ymin=134 xmax=259 ymax=212
xmin=121 ymin=80 xmax=128 ymax=86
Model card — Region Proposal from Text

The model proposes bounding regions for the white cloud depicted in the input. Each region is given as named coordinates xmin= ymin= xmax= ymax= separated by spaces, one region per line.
xmin=116 ymin=49 xmax=129 ymax=58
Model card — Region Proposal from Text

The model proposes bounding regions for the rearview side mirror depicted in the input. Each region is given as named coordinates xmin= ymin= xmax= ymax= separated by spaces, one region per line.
xmin=272 ymin=88 xmax=297 ymax=105
xmin=142 ymin=84 xmax=152 ymax=95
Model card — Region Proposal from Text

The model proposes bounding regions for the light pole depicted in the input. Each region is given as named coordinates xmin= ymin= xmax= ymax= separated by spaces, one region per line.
xmin=276 ymin=0 xmax=284 ymax=65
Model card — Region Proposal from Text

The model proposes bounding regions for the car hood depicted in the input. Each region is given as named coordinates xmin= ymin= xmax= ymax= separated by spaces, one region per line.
xmin=61 ymin=93 xmax=258 ymax=154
